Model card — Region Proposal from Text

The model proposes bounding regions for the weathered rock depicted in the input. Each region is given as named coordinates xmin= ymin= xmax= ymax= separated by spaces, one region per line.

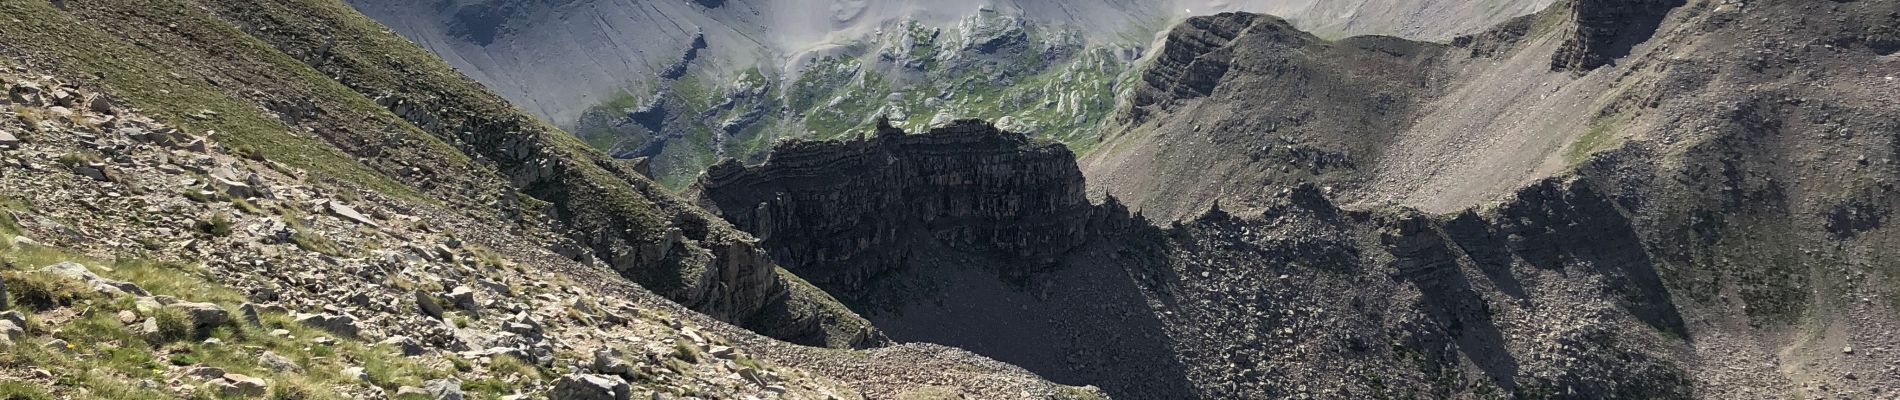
xmin=216 ymin=373 xmax=268 ymax=397
xmin=166 ymin=302 xmax=230 ymax=331
xmin=260 ymin=351 xmax=301 ymax=373
xmin=0 ymin=312 xmax=23 ymax=338
xmin=447 ymin=286 xmax=479 ymax=313
xmin=184 ymin=366 xmax=226 ymax=379
xmin=327 ymin=201 xmax=379 ymax=228
xmin=1549 ymin=0 xmax=1685 ymax=72
xmin=238 ymin=303 xmax=263 ymax=327
xmin=0 ymin=131 xmax=19 ymax=149
xmin=550 ymin=373 xmax=632 ymax=400
xmin=415 ymin=290 xmax=444 ymax=319
xmin=293 ymin=312 xmax=360 ymax=338
xmin=379 ymin=335 xmax=427 ymax=356
xmin=8 ymin=82 xmax=42 ymax=106
xmin=422 ymin=378 xmax=465 ymax=400
xmin=39 ymin=262 xmax=149 ymax=296
xmin=592 ymin=348 xmax=631 ymax=376
xmin=0 ymin=320 xmax=23 ymax=341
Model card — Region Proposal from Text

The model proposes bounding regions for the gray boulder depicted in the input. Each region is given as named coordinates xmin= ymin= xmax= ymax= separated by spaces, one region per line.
xmin=166 ymin=302 xmax=230 ymax=331
xmin=551 ymin=374 xmax=632 ymax=400
xmin=39 ymin=262 xmax=148 ymax=296
xmin=422 ymin=378 xmax=464 ymax=400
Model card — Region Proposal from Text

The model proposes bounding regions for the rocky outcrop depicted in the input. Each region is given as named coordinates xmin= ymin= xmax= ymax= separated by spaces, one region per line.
xmin=1124 ymin=13 xmax=1287 ymax=122
xmin=1549 ymin=0 xmax=1685 ymax=72
xmin=694 ymin=119 xmax=1133 ymax=296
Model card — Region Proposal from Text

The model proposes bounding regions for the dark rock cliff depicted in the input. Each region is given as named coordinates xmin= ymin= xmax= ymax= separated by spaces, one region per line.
xmin=693 ymin=119 xmax=1134 ymax=298
xmin=1550 ymin=0 xmax=1685 ymax=72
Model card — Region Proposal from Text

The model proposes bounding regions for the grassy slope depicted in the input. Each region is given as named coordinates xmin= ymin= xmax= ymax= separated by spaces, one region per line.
xmin=0 ymin=0 xmax=446 ymax=201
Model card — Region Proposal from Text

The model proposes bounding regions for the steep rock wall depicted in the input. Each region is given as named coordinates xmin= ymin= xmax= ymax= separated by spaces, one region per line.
xmin=694 ymin=119 xmax=1130 ymax=296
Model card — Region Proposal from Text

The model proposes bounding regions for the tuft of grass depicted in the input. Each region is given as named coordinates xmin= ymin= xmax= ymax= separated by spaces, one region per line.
xmin=1 ymin=270 xmax=94 ymax=310
xmin=0 ymin=381 xmax=53 ymax=400
xmin=194 ymin=213 xmax=234 ymax=237
xmin=671 ymin=340 xmax=701 ymax=363
xmin=1565 ymin=119 xmax=1623 ymax=166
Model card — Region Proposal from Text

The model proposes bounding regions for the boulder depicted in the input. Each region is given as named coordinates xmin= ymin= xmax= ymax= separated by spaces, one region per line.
xmin=422 ymin=378 xmax=465 ymax=400
xmin=592 ymin=349 xmax=631 ymax=376
xmin=166 ymin=302 xmax=230 ymax=331
xmin=327 ymin=202 xmax=380 ymax=228
xmin=216 ymin=373 xmax=268 ymax=397
xmin=415 ymin=290 xmax=445 ymax=319
xmin=379 ymin=335 xmax=427 ymax=356
xmin=0 ymin=130 xmax=19 ymax=149
xmin=447 ymin=286 xmax=480 ymax=313
xmin=0 ymin=311 xmax=25 ymax=329
xmin=238 ymin=303 xmax=263 ymax=327
xmin=550 ymin=374 xmax=632 ymax=400
xmin=260 ymin=351 xmax=301 ymax=373
xmin=0 ymin=320 xmax=23 ymax=341
xmin=184 ymin=366 xmax=227 ymax=379
xmin=293 ymin=312 xmax=360 ymax=338
xmin=8 ymin=82 xmax=42 ymax=106
xmin=39 ymin=262 xmax=149 ymax=296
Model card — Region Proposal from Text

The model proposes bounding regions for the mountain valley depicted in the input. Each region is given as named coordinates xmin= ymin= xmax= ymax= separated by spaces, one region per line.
xmin=0 ymin=0 xmax=1897 ymax=399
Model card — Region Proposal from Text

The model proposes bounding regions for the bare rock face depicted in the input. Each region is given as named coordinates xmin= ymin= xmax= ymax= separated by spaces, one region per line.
xmin=694 ymin=119 xmax=1131 ymax=297
xmin=1550 ymin=0 xmax=1685 ymax=72
xmin=1124 ymin=13 xmax=1284 ymax=123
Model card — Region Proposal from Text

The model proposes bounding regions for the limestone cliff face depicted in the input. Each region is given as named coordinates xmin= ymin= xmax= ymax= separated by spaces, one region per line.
xmin=1550 ymin=0 xmax=1685 ymax=71
xmin=694 ymin=119 xmax=1130 ymax=296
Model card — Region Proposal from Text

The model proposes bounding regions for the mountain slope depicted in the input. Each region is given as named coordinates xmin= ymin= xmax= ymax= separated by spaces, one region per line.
xmin=0 ymin=0 xmax=1105 ymax=398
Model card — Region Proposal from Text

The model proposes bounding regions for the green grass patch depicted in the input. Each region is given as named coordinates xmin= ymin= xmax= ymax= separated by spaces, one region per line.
xmin=1565 ymin=119 xmax=1624 ymax=166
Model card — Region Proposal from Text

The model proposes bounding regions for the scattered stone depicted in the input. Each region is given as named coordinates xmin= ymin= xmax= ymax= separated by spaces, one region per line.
xmin=261 ymin=351 xmax=302 ymax=373
xmin=379 ymin=335 xmax=427 ymax=356
xmin=0 ymin=131 xmax=18 ymax=149
xmin=293 ymin=312 xmax=360 ymax=338
xmin=422 ymin=378 xmax=465 ymax=400
xmin=0 ymin=311 xmax=22 ymax=328
xmin=551 ymin=374 xmax=632 ymax=400
xmin=343 ymin=366 xmax=370 ymax=382
xmin=39 ymin=262 xmax=149 ymax=296
xmin=216 ymin=373 xmax=268 ymax=397
xmin=448 ymin=286 xmax=480 ymax=313
xmin=708 ymin=345 xmax=738 ymax=360
xmin=416 ymin=290 xmax=445 ymax=319
xmin=45 ymin=338 xmax=72 ymax=354
xmin=238 ymin=303 xmax=263 ymax=327
xmin=166 ymin=302 xmax=230 ymax=331
xmin=593 ymin=348 xmax=631 ymax=376
xmin=0 ymin=320 xmax=23 ymax=341
xmin=184 ymin=365 xmax=227 ymax=379
xmin=327 ymin=202 xmax=380 ymax=228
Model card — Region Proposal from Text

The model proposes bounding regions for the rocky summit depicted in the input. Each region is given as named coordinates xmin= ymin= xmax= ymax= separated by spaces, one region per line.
xmin=2 ymin=0 xmax=1899 ymax=399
